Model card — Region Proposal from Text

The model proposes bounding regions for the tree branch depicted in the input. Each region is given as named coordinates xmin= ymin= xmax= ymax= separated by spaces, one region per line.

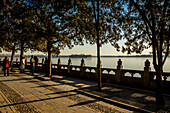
xmin=162 ymin=26 xmax=170 ymax=65
xmin=130 ymin=0 xmax=152 ymax=38
xmin=91 ymin=0 xmax=97 ymax=23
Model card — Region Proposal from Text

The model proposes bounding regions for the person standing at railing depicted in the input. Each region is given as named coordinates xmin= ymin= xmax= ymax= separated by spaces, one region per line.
xmin=34 ymin=56 xmax=39 ymax=72
xmin=2 ymin=56 xmax=10 ymax=76
xmin=16 ymin=58 xmax=19 ymax=68
xmin=25 ymin=57 xmax=27 ymax=66
xmin=30 ymin=55 xmax=35 ymax=76
xmin=20 ymin=56 xmax=26 ymax=73
xmin=44 ymin=57 xmax=48 ymax=73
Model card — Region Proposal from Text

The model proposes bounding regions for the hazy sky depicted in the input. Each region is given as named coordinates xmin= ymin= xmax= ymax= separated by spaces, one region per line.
xmin=58 ymin=38 xmax=152 ymax=56
xmin=59 ymin=43 xmax=151 ymax=56
xmin=1 ymin=42 xmax=151 ymax=56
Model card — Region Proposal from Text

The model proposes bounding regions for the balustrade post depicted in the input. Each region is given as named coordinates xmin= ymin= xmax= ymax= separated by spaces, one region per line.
xmin=115 ymin=59 xmax=123 ymax=83
xmin=57 ymin=58 xmax=61 ymax=73
xmin=80 ymin=59 xmax=85 ymax=77
xmin=67 ymin=58 xmax=72 ymax=74
xmin=143 ymin=59 xmax=151 ymax=87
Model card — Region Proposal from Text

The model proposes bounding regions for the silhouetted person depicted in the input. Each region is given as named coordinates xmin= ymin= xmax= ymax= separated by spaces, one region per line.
xmin=3 ymin=56 xmax=9 ymax=76
xmin=44 ymin=57 xmax=48 ymax=73
xmin=30 ymin=55 xmax=35 ymax=76
xmin=34 ymin=56 xmax=39 ymax=72
xmin=42 ymin=58 xmax=45 ymax=65
xmin=16 ymin=58 xmax=19 ymax=68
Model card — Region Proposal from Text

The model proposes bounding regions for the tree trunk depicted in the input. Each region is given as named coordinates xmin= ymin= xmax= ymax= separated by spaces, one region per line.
xmin=155 ymin=65 xmax=165 ymax=105
xmin=20 ymin=40 xmax=24 ymax=68
xmin=97 ymin=39 xmax=102 ymax=91
xmin=96 ymin=0 xmax=101 ymax=91
xmin=10 ymin=43 xmax=16 ymax=70
xmin=46 ymin=41 xmax=52 ymax=76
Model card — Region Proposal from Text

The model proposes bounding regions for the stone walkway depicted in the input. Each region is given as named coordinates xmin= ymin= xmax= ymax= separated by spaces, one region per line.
xmin=31 ymin=70 xmax=170 ymax=112
xmin=77 ymin=83 xmax=170 ymax=112
xmin=0 ymin=68 xmax=132 ymax=113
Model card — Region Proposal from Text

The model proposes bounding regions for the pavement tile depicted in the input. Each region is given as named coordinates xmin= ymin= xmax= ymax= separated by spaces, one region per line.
xmin=0 ymin=91 xmax=18 ymax=113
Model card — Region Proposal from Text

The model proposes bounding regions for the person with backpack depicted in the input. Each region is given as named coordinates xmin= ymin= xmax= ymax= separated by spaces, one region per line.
xmin=30 ymin=55 xmax=35 ymax=76
xmin=3 ymin=56 xmax=10 ymax=76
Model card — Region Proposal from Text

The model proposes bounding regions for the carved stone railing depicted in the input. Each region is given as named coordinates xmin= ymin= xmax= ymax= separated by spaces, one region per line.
xmin=122 ymin=69 xmax=144 ymax=78
xmin=101 ymin=68 xmax=116 ymax=75
xmin=149 ymin=71 xmax=170 ymax=82
xmin=0 ymin=57 xmax=170 ymax=89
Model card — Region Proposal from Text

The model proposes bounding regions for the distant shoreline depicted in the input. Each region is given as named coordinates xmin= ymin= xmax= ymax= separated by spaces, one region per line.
xmin=57 ymin=55 xmax=154 ymax=58
xmin=0 ymin=54 xmax=169 ymax=58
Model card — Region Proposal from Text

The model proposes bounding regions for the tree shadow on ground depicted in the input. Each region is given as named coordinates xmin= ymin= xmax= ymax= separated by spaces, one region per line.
xmin=69 ymin=100 xmax=99 ymax=107
xmin=80 ymin=84 xmax=170 ymax=112
xmin=0 ymin=77 xmax=34 ymax=82
xmin=30 ymin=84 xmax=62 ymax=88
xmin=46 ymin=90 xmax=76 ymax=95
xmin=0 ymin=93 xmax=77 ymax=108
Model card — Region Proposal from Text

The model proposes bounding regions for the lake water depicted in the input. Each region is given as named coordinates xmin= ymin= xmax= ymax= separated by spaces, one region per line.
xmin=27 ymin=57 xmax=170 ymax=72
xmin=3 ymin=56 xmax=168 ymax=72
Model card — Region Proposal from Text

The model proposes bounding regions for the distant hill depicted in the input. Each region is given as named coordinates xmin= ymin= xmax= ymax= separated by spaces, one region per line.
xmin=57 ymin=54 xmax=154 ymax=58
xmin=69 ymin=54 xmax=92 ymax=58
xmin=0 ymin=54 xmax=47 ymax=57
xmin=100 ymin=55 xmax=153 ymax=58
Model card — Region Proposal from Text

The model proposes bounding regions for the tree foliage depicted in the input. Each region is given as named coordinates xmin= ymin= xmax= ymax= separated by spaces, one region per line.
xmin=112 ymin=0 xmax=170 ymax=105
xmin=25 ymin=0 xmax=88 ymax=76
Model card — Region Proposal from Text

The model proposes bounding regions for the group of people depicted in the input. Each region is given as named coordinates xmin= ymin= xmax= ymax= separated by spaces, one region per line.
xmin=2 ymin=55 xmax=39 ymax=76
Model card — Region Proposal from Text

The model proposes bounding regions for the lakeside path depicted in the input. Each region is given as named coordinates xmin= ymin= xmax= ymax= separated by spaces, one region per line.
xmin=0 ymin=68 xmax=132 ymax=113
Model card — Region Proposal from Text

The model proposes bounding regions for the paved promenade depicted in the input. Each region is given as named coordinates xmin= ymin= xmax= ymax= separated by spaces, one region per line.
xmin=0 ymin=68 xmax=132 ymax=113
xmin=0 ymin=68 xmax=170 ymax=112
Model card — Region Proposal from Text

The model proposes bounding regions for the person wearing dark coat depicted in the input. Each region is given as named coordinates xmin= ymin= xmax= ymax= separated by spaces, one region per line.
xmin=3 ymin=56 xmax=10 ymax=76
xmin=34 ymin=56 xmax=39 ymax=72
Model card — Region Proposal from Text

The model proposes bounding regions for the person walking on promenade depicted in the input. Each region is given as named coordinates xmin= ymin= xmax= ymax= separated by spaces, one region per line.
xmin=44 ymin=57 xmax=48 ymax=73
xmin=2 ymin=56 xmax=10 ymax=76
xmin=42 ymin=58 xmax=45 ymax=69
xmin=20 ymin=56 xmax=26 ymax=73
xmin=34 ymin=56 xmax=39 ymax=72
xmin=30 ymin=55 xmax=35 ymax=76
xmin=25 ymin=57 xmax=27 ymax=66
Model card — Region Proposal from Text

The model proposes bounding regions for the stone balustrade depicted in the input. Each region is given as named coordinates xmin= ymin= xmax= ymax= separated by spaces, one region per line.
xmin=49 ymin=58 xmax=170 ymax=89
xmin=1 ymin=58 xmax=170 ymax=90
